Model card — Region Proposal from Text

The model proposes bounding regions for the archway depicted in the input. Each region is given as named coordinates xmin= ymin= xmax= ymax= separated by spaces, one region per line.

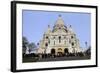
xmin=57 ymin=48 xmax=63 ymax=57
xmin=51 ymin=49 xmax=55 ymax=54
xmin=64 ymin=48 xmax=69 ymax=54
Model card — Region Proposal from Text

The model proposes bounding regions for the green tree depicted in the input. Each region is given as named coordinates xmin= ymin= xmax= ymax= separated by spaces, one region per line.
xmin=22 ymin=36 xmax=29 ymax=55
xmin=28 ymin=43 xmax=36 ymax=54
xmin=85 ymin=46 xmax=91 ymax=56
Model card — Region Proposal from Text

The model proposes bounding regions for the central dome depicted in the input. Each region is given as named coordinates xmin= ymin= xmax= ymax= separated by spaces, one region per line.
xmin=52 ymin=15 xmax=68 ymax=33
xmin=55 ymin=15 xmax=65 ymax=27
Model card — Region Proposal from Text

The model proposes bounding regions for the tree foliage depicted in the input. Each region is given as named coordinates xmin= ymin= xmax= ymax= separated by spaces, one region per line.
xmin=22 ymin=36 xmax=29 ymax=54
xmin=28 ymin=43 xmax=37 ymax=54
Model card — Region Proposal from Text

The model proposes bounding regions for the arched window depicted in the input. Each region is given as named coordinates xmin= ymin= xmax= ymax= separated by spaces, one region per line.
xmin=46 ymin=36 xmax=48 ymax=39
xmin=59 ymin=36 xmax=61 ymax=43
xmin=71 ymin=36 xmax=73 ymax=39
xmin=72 ymin=42 xmax=74 ymax=46
xmin=45 ymin=43 xmax=48 ymax=47
xmin=59 ymin=27 xmax=61 ymax=29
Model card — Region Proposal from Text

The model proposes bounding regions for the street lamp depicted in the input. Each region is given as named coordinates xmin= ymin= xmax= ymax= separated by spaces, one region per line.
xmin=85 ymin=41 xmax=88 ymax=49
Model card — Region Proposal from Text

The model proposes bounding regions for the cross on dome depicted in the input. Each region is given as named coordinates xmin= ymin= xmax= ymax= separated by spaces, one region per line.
xmin=48 ymin=25 xmax=50 ymax=28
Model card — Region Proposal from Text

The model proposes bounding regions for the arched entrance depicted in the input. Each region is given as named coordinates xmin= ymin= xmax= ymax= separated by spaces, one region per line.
xmin=57 ymin=48 xmax=63 ymax=57
xmin=51 ymin=48 xmax=55 ymax=55
xmin=64 ymin=48 xmax=69 ymax=55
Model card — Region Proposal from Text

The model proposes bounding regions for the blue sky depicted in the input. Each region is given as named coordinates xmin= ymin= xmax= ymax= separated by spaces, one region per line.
xmin=22 ymin=10 xmax=91 ymax=49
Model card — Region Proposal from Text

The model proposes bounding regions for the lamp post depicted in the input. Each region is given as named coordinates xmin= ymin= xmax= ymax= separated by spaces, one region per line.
xmin=85 ymin=41 xmax=88 ymax=49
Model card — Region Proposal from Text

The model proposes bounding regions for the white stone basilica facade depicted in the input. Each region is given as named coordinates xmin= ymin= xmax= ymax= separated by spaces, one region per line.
xmin=37 ymin=15 xmax=81 ymax=55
